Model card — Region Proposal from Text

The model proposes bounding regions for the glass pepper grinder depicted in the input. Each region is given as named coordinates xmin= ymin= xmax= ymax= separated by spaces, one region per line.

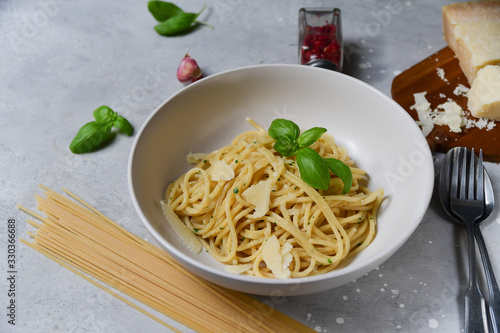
xmin=298 ymin=7 xmax=343 ymax=72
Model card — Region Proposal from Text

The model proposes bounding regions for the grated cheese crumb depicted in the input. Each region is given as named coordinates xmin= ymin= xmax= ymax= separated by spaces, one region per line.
xmin=453 ymin=84 xmax=469 ymax=97
xmin=436 ymin=68 xmax=448 ymax=82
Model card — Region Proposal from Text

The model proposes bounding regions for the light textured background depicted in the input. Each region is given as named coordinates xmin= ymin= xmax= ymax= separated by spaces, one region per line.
xmin=1 ymin=0 xmax=499 ymax=332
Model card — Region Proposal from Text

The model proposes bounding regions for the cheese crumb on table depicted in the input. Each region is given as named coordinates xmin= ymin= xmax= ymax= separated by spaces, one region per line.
xmin=411 ymin=91 xmax=496 ymax=135
xmin=433 ymin=101 xmax=464 ymax=133
xmin=411 ymin=92 xmax=434 ymax=137
xmin=436 ymin=67 xmax=448 ymax=82
xmin=453 ymin=84 xmax=469 ymax=97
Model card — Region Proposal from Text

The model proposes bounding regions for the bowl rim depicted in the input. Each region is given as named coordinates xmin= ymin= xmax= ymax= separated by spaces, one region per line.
xmin=127 ymin=63 xmax=435 ymax=288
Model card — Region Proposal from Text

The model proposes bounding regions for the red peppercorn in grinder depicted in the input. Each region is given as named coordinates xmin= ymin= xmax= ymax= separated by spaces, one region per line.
xmin=299 ymin=8 xmax=343 ymax=72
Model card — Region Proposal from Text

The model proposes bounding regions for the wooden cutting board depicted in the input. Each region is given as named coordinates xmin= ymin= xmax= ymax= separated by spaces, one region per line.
xmin=391 ymin=47 xmax=500 ymax=162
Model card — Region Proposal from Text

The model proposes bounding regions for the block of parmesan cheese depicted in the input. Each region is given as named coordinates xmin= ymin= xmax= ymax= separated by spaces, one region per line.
xmin=468 ymin=65 xmax=500 ymax=120
xmin=442 ymin=1 xmax=500 ymax=82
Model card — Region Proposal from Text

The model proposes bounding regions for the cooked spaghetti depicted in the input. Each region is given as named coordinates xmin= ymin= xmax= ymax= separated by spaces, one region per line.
xmin=166 ymin=118 xmax=384 ymax=278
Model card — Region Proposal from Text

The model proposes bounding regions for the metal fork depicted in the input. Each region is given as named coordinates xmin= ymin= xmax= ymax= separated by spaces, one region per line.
xmin=450 ymin=147 xmax=489 ymax=333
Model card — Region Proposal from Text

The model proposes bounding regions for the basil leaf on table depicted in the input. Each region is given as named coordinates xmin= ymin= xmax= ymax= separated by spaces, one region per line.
xmin=69 ymin=105 xmax=134 ymax=154
xmin=296 ymin=148 xmax=330 ymax=191
xmin=152 ymin=3 xmax=209 ymax=36
xmin=324 ymin=158 xmax=353 ymax=194
xmin=268 ymin=119 xmax=300 ymax=142
xmin=154 ymin=13 xmax=199 ymax=36
xmin=297 ymin=127 xmax=327 ymax=148
xmin=69 ymin=121 xmax=113 ymax=154
xmin=148 ymin=1 xmax=184 ymax=22
xmin=93 ymin=105 xmax=116 ymax=123
xmin=113 ymin=116 xmax=134 ymax=136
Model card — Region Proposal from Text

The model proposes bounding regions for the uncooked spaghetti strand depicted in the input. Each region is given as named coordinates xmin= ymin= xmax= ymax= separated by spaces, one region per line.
xmin=33 ymin=200 xmax=257 ymax=333
xmin=26 ymin=218 xmax=253 ymax=332
xmin=45 ymin=190 xmax=262 ymax=328
xmin=33 ymin=242 xmax=215 ymax=332
xmin=22 ymin=201 xmax=227 ymax=330
xmin=19 ymin=238 xmax=184 ymax=333
xmin=23 ymin=227 xmax=205 ymax=331
xmin=20 ymin=188 xmax=315 ymax=333
xmin=27 ymin=219 xmax=213 ymax=332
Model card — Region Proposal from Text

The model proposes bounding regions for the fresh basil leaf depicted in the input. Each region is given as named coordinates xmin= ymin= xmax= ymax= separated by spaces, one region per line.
xmin=93 ymin=105 xmax=116 ymax=123
xmin=154 ymin=12 xmax=200 ymax=35
xmin=297 ymin=127 xmax=327 ymax=148
xmin=113 ymin=116 xmax=134 ymax=136
xmin=324 ymin=158 xmax=353 ymax=194
xmin=69 ymin=121 xmax=113 ymax=154
xmin=148 ymin=1 xmax=184 ymax=22
xmin=296 ymin=147 xmax=330 ymax=190
xmin=274 ymin=136 xmax=299 ymax=157
xmin=268 ymin=118 xmax=300 ymax=142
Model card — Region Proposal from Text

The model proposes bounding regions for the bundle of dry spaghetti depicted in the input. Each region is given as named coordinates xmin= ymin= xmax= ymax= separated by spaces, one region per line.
xmin=18 ymin=185 xmax=314 ymax=333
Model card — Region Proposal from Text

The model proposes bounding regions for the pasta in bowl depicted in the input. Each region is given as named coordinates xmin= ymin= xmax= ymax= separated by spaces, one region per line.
xmin=164 ymin=118 xmax=384 ymax=279
xmin=128 ymin=64 xmax=434 ymax=296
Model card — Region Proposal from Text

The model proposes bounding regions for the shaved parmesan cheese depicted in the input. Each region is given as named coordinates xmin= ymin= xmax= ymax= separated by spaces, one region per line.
xmin=242 ymin=179 xmax=273 ymax=218
xmin=209 ymin=160 xmax=234 ymax=181
xmin=186 ymin=152 xmax=207 ymax=164
xmin=262 ymin=235 xmax=293 ymax=279
xmin=224 ymin=264 xmax=253 ymax=275
xmin=433 ymin=101 xmax=464 ymax=133
xmin=411 ymin=92 xmax=435 ymax=137
xmin=281 ymin=243 xmax=293 ymax=272
xmin=412 ymin=92 xmax=496 ymax=134
xmin=161 ymin=201 xmax=202 ymax=254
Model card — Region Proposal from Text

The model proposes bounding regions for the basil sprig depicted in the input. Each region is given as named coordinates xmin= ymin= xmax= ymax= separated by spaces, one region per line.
xmin=148 ymin=1 xmax=211 ymax=36
xmin=268 ymin=119 xmax=352 ymax=193
xmin=69 ymin=106 xmax=133 ymax=154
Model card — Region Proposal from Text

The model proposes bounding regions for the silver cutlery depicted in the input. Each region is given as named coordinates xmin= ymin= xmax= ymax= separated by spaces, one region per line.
xmin=439 ymin=147 xmax=499 ymax=333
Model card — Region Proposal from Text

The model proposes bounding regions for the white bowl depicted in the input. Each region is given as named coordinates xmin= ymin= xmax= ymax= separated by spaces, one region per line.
xmin=128 ymin=64 xmax=434 ymax=296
